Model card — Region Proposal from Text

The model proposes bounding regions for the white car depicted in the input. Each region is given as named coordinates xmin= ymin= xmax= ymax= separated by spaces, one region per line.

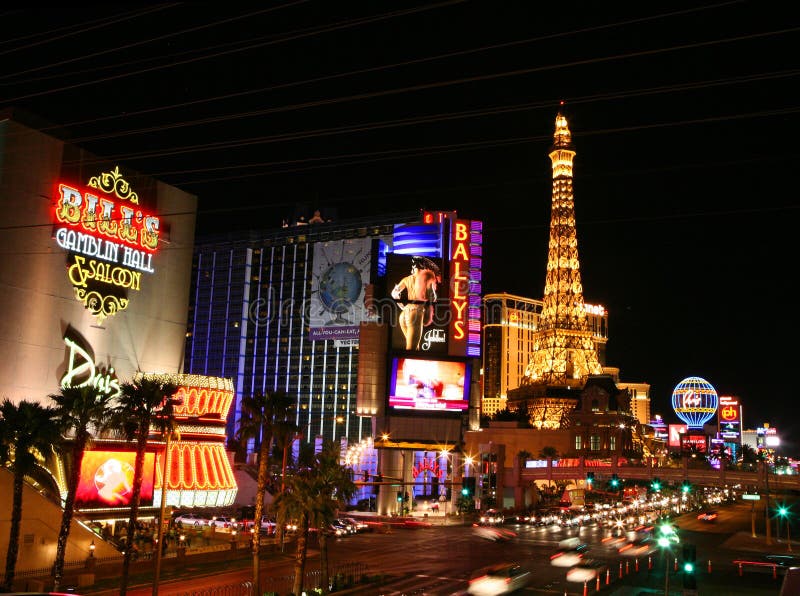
xmin=468 ymin=563 xmax=530 ymax=595
xmin=173 ymin=512 xmax=210 ymax=527
xmin=550 ymin=550 xmax=584 ymax=567
xmin=208 ymin=516 xmax=239 ymax=529
xmin=566 ymin=560 xmax=608 ymax=583
xmin=479 ymin=509 xmax=505 ymax=525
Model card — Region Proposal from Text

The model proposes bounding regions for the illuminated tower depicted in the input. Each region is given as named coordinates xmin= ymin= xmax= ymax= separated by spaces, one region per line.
xmin=522 ymin=111 xmax=602 ymax=386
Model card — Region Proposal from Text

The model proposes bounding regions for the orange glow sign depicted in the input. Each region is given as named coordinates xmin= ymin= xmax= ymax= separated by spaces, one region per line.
xmin=448 ymin=219 xmax=481 ymax=357
xmin=718 ymin=396 xmax=740 ymax=423
xmin=449 ymin=220 xmax=470 ymax=353
xmin=75 ymin=450 xmax=155 ymax=509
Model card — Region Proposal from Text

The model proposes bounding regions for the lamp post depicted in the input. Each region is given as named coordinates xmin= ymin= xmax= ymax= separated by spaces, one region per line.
xmin=152 ymin=397 xmax=182 ymax=596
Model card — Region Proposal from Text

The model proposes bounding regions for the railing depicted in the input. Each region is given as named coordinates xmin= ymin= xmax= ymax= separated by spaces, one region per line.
xmin=174 ymin=580 xmax=254 ymax=596
xmin=262 ymin=561 xmax=369 ymax=595
xmin=519 ymin=458 xmax=800 ymax=492
xmin=732 ymin=559 xmax=783 ymax=579
xmin=0 ymin=555 xmax=123 ymax=582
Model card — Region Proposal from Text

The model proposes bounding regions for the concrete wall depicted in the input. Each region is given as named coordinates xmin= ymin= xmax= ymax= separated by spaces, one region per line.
xmin=0 ymin=467 xmax=119 ymax=575
xmin=0 ymin=117 xmax=197 ymax=404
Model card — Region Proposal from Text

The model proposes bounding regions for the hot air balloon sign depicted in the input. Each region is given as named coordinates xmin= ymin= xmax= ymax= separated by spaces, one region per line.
xmin=671 ymin=376 xmax=718 ymax=429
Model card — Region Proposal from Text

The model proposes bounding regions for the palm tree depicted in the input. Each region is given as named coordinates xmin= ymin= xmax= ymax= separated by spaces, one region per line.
xmin=0 ymin=399 xmax=61 ymax=592
xmin=538 ymin=446 xmax=559 ymax=460
xmin=274 ymin=468 xmax=314 ymax=596
xmin=310 ymin=441 xmax=356 ymax=594
xmin=109 ymin=375 xmax=179 ymax=596
xmin=49 ymin=385 xmax=109 ymax=591
xmin=273 ymin=441 xmax=356 ymax=595
xmin=236 ymin=390 xmax=293 ymax=590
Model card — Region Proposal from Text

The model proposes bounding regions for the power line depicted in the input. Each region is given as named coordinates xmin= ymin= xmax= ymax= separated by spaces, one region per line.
xmin=0 ymin=1 xmax=468 ymax=104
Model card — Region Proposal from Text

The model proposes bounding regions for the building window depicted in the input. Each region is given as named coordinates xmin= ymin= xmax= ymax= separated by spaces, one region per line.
xmin=610 ymin=436 xmax=616 ymax=451
xmin=590 ymin=435 xmax=600 ymax=451
xmin=575 ymin=435 xmax=582 ymax=450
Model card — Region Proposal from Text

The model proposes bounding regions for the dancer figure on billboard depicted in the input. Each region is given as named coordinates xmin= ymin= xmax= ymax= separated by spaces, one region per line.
xmin=391 ymin=256 xmax=440 ymax=350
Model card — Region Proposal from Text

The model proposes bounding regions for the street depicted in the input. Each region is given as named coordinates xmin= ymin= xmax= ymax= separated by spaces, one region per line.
xmin=82 ymin=499 xmax=798 ymax=595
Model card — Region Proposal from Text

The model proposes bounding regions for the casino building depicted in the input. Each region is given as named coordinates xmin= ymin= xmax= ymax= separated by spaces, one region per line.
xmin=0 ymin=110 xmax=234 ymax=573
xmin=185 ymin=211 xmax=484 ymax=512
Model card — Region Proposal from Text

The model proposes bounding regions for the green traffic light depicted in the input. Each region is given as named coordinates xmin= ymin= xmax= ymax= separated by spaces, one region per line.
xmin=461 ymin=488 xmax=469 ymax=496
xmin=681 ymin=484 xmax=690 ymax=493
xmin=779 ymin=507 xmax=788 ymax=516
xmin=684 ymin=562 xmax=694 ymax=573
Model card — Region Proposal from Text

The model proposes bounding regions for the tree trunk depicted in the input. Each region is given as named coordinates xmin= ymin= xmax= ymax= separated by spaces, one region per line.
xmin=252 ymin=430 xmax=271 ymax=590
xmin=320 ymin=531 xmax=329 ymax=594
xmin=53 ymin=431 xmax=88 ymax=590
xmin=292 ymin=515 xmax=309 ymax=596
xmin=120 ymin=431 xmax=149 ymax=596
xmin=1 ymin=471 xmax=24 ymax=592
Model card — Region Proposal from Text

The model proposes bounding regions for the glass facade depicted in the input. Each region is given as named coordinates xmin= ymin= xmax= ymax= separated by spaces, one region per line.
xmin=185 ymin=214 xmax=417 ymax=448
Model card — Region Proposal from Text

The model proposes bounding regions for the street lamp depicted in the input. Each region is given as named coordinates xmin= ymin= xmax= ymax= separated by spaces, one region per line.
xmin=89 ymin=539 xmax=95 ymax=558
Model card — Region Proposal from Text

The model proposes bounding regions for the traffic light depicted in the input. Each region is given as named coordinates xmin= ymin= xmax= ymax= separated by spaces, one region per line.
xmin=396 ymin=491 xmax=403 ymax=503
xmin=610 ymin=473 xmax=620 ymax=489
xmin=682 ymin=543 xmax=697 ymax=590
xmin=462 ymin=476 xmax=476 ymax=497
xmin=586 ymin=472 xmax=595 ymax=487
xmin=680 ymin=480 xmax=691 ymax=494
xmin=651 ymin=477 xmax=661 ymax=491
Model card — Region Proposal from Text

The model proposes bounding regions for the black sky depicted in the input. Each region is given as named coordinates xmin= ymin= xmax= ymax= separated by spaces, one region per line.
xmin=3 ymin=1 xmax=799 ymax=452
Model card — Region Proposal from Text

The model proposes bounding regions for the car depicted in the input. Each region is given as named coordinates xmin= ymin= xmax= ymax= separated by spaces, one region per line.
xmin=479 ymin=509 xmax=505 ymax=525
xmin=334 ymin=518 xmax=357 ymax=534
xmin=618 ymin=536 xmax=656 ymax=557
xmin=468 ymin=563 xmax=531 ymax=595
xmin=173 ymin=512 xmax=210 ymax=527
xmin=208 ymin=516 xmax=239 ymax=529
xmin=340 ymin=516 xmax=369 ymax=532
xmin=697 ymin=510 xmax=718 ymax=522
xmin=473 ymin=526 xmax=517 ymax=542
xmin=566 ymin=560 xmax=608 ymax=583
xmin=550 ymin=541 xmax=589 ymax=567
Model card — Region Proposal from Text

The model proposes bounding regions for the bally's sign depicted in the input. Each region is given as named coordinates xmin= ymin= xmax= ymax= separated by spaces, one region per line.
xmin=53 ymin=167 xmax=160 ymax=322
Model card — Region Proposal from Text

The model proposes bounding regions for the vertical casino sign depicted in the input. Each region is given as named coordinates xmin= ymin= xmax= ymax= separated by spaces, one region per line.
xmin=448 ymin=219 xmax=482 ymax=357
xmin=53 ymin=167 xmax=160 ymax=322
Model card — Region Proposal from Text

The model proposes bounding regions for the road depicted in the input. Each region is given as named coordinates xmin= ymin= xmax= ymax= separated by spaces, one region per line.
xmin=87 ymin=501 xmax=796 ymax=595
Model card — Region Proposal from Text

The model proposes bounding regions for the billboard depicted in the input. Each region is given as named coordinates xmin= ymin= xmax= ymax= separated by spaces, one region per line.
xmin=668 ymin=424 xmax=688 ymax=448
xmin=386 ymin=254 xmax=448 ymax=354
xmin=718 ymin=396 xmax=741 ymax=440
xmin=75 ymin=450 xmax=155 ymax=509
xmin=309 ymin=238 xmax=373 ymax=342
xmin=388 ymin=357 xmax=469 ymax=412
xmin=681 ymin=434 xmax=708 ymax=453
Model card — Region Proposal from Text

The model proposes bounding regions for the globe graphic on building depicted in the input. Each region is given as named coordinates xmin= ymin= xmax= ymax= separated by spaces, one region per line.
xmin=671 ymin=376 xmax=718 ymax=428
xmin=318 ymin=262 xmax=362 ymax=324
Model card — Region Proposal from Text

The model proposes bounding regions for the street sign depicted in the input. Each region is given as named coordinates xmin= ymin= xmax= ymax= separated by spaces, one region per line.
xmin=742 ymin=494 xmax=761 ymax=501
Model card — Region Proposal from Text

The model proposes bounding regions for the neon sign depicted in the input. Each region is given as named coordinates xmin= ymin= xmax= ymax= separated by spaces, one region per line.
xmin=449 ymin=219 xmax=482 ymax=357
xmin=53 ymin=167 xmax=160 ymax=322
xmin=60 ymin=335 xmax=121 ymax=399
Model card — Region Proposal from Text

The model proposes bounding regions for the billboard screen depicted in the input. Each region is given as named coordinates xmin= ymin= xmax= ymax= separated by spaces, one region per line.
xmin=309 ymin=238 xmax=374 ymax=342
xmin=385 ymin=254 xmax=448 ymax=354
xmin=388 ymin=357 xmax=469 ymax=412
xmin=75 ymin=450 xmax=155 ymax=509
xmin=668 ymin=424 xmax=688 ymax=448
xmin=681 ymin=434 xmax=708 ymax=453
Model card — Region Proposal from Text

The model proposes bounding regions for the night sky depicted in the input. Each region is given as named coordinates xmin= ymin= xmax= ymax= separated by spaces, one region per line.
xmin=4 ymin=2 xmax=799 ymax=452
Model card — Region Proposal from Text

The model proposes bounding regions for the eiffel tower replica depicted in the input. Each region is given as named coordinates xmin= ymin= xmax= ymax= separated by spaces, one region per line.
xmin=508 ymin=110 xmax=603 ymax=428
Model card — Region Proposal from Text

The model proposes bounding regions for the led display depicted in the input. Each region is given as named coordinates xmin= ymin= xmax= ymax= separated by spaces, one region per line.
xmin=388 ymin=357 xmax=469 ymax=412
xmin=75 ymin=450 xmax=155 ymax=509
xmin=385 ymin=254 xmax=448 ymax=354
